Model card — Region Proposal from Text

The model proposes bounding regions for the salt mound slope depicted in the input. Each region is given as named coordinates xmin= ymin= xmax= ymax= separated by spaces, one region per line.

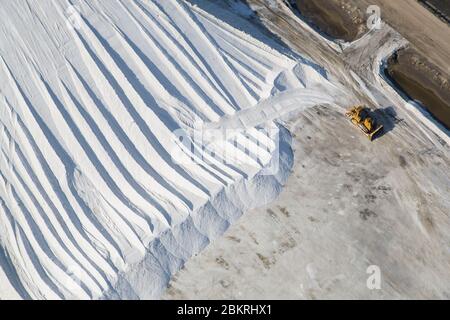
xmin=0 ymin=0 xmax=336 ymax=299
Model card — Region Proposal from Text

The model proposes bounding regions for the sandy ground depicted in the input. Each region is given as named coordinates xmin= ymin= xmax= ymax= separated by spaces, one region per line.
xmin=163 ymin=0 xmax=450 ymax=299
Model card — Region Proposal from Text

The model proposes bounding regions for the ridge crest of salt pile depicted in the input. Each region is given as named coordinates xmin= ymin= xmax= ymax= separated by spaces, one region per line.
xmin=0 ymin=0 xmax=336 ymax=299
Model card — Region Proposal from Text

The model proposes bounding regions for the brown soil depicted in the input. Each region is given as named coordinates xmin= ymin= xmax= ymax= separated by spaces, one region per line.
xmin=295 ymin=0 xmax=367 ymax=42
xmin=386 ymin=48 xmax=450 ymax=129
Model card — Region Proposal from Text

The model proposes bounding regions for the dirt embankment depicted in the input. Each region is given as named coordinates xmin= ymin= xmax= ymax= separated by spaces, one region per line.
xmin=386 ymin=48 xmax=450 ymax=129
xmin=294 ymin=0 xmax=450 ymax=130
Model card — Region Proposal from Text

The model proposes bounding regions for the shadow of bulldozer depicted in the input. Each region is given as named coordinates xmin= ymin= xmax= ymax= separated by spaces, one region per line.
xmin=371 ymin=106 xmax=402 ymax=141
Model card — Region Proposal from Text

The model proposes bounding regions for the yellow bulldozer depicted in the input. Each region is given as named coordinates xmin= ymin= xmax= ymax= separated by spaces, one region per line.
xmin=345 ymin=106 xmax=383 ymax=141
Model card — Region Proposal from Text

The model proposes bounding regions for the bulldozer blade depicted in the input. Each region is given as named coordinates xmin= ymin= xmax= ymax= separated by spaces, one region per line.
xmin=367 ymin=125 xmax=384 ymax=141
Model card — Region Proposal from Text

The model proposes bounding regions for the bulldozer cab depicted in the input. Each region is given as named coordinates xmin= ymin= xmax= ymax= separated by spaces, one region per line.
xmin=359 ymin=108 xmax=368 ymax=119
